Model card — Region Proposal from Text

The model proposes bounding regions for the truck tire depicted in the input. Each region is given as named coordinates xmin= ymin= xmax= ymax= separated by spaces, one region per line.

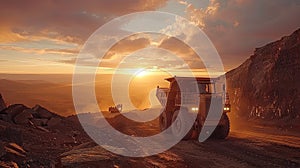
xmin=171 ymin=110 xmax=193 ymax=140
xmin=159 ymin=111 xmax=172 ymax=131
xmin=214 ymin=114 xmax=230 ymax=139
xmin=194 ymin=117 xmax=202 ymax=135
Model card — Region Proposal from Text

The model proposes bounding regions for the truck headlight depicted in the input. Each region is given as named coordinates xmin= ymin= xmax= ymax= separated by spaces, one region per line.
xmin=191 ymin=107 xmax=199 ymax=112
xmin=223 ymin=107 xmax=230 ymax=111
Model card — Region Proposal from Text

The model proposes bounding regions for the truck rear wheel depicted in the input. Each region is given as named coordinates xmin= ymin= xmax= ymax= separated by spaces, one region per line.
xmin=213 ymin=114 xmax=230 ymax=139
xmin=171 ymin=110 xmax=193 ymax=140
xmin=194 ymin=117 xmax=202 ymax=135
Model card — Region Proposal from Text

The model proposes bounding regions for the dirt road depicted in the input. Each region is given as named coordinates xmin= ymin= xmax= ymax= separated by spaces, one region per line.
xmin=123 ymin=130 xmax=300 ymax=168
xmin=61 ymin=117 xmax=300 ymax=168
xmin=164 ymin=131 xmax=300 ymax=168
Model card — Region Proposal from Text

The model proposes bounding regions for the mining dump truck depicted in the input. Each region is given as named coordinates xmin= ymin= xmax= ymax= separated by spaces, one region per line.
xmin=156 ymin=77 xmax=231 ymax=140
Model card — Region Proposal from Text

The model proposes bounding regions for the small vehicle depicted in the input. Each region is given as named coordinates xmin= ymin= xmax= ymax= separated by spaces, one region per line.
xmin=156 ymin=77 xmax=231 ymax=140
xmin=109 ymin=104 xmax=123 ymax=113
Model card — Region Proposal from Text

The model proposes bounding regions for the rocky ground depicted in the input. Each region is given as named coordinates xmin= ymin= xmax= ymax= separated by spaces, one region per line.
xmin=58 ymin=112 xmax=300 ymax=168
xmin=0 ymin=94 xmax=91 ymax=167
xmin=1 ymin=93 xmax=300 ymax=168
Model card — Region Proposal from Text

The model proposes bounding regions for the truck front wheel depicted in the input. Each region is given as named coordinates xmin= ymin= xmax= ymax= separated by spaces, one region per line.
xmin=171 ymin=110 xmax=193 ymax=140
xmin=213 ymin=114 xmax=230 ymax=139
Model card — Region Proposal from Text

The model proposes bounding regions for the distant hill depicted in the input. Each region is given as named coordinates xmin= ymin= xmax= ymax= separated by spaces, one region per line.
xmin=226 ymin=28 xmax=300 ymax=122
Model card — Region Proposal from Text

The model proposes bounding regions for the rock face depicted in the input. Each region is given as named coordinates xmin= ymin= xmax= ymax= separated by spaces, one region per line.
xmin=226 ymin=28 xmax=300 ymax=121
xmin=0 ymin=94 xmax=6 ymax=111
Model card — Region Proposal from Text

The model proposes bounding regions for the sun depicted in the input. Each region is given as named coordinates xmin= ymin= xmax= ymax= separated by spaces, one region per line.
xmin=135 ymin=69 xmax=148 ymax=78
xmin=134 ymin=66 xmax=159 ymax=78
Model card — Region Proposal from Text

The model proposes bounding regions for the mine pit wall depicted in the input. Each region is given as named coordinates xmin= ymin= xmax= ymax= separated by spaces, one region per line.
xmin=225 ymin=29 xmax=300 ymax=122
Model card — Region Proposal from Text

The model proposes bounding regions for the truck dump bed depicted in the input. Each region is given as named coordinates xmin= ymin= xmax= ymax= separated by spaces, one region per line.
xmin=156 ymin=87 xmax=169 ymax=107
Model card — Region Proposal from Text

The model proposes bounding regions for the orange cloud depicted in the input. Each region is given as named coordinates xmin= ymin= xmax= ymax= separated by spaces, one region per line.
xmin=0 ymin=0 xmax=168 ymax=44
xmin=158 ymin=36 xmax=204 ymax=68
xmin=0 ymin=45 xmax=79 ymax=56
xmin=0 ymin=27 xmax=27 ymax=43
xmin=104 ymin=36 xmax=151 ymax=60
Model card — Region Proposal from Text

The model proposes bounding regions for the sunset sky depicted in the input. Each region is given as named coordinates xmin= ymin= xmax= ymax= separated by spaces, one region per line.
xmin=0 ymin=0 xmax=300 ymax=74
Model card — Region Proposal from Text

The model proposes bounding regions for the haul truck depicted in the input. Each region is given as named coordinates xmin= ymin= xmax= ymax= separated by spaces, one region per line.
xmin=156 ymin=77 xmax=231 ymax=140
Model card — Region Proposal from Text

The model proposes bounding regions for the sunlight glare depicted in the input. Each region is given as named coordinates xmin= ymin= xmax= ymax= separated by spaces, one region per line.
xmin=135 ymin=69 xmax=148 ymax=77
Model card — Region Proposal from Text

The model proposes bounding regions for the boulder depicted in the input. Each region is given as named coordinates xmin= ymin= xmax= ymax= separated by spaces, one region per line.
xmin=47 ymin=117 xmax=62 ymax=127
xmin=31 ymin=118 xmax=48 ymax=126
xmin=0 ymin=114 xmax=10 ymax=122
xmin=3 ymin=143 xmax=26 ymax=166
xmin=0 ymin=161 xmax=19 ymax=168
xmin=2 ymin=104 xmax=29 ymax=121
xmin=28 ymin=108 xmax=39 ymax=118
xmin=5 ymin=143 xmax=26 ymax=156
xmin=0 ymin=94 xmax=6 ymax=112
xmin=32 ymin=105 xmax=53 ymax=119
xmin=13 ymin=110 xmax=33 ymax=125
xmin=22 ymin=108 xmax=36 ymax=116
